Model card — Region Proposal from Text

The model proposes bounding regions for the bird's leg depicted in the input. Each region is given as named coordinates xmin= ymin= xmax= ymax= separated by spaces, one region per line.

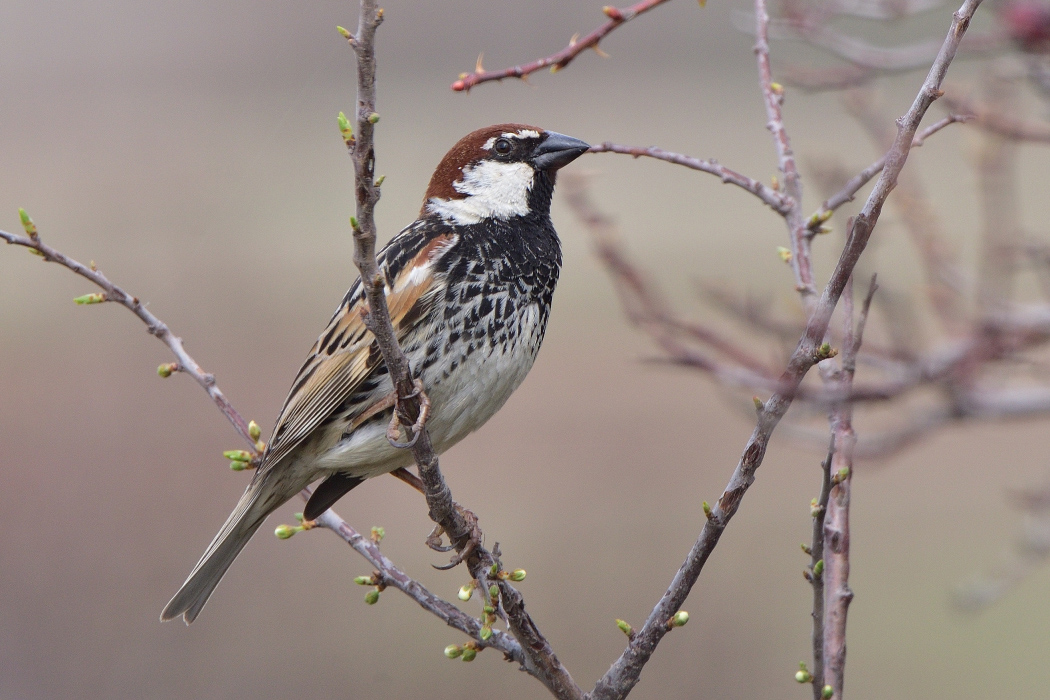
xmin=389 ymin=466 xmax=425 ymax=493
xmin=386 ymin=378 xmax=431 ymax=449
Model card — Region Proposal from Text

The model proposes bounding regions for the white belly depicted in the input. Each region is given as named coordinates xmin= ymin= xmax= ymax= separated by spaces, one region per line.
xmin=313 ymin=303 xmax=545 ymax=479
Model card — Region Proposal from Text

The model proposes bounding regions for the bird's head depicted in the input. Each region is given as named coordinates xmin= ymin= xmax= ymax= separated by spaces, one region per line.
xmin=422 ymin=124 xmax=589 ymax=226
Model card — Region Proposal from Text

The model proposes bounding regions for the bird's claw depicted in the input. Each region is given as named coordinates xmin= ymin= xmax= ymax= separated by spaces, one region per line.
xmin=386 ymin=378 xmax=431 ymax=449
xmin=429 ymin=504 xmax=483 ymax=570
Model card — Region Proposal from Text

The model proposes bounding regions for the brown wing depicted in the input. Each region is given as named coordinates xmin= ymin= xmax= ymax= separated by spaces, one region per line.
xmin=261 ymin=231 xmax=458 ymax=469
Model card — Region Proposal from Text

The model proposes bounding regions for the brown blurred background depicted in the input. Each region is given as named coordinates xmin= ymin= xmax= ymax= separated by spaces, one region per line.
xmin=2 ymin=0 xmax=1049 ymax=698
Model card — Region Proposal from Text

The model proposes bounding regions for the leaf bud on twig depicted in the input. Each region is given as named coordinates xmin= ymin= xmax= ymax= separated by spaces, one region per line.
xmin=822 ymin=685 xmax=834 ymax=698
xmin=602 ymin=5 xmax=624 ymax=20
xmin=364 ymin=589 xmax=380 ymax=605
xmin=458 ymin=583 xmax=474 ymax=601
xmin=274 ymin=524 xmax=297 ymax=540
xmin=18 ymin=208 xmax=38 ymax=239
xmin=229 ymin=460 xmax=249 ymax=471
xmin=354 ymin=575 xmax=376 ymax=586
xmin=796 ymin=662 xmax=813 ymax=683
xmin=813 ymin=559 xmax=824 ymax=577
xmin=460 ymin=646 xmax=477 ymax=662
xmin=616 ymin=619 xmax=634 ymax=637
xmin=367 ymin=112 xmax=380 ymax=124
xmin=157 ymin=362 xmax=179 ymax=378
xmin=670 ymin=611 xmax=689 ymax=627
xmin=73 ymin=293 xmax=106 ymax=305
xmin=507 ymin=569 xmax=526 ymax=582
xmin=370 ymin=525 xmax=385 ymax=543
xmin=776 ymin=246 xmax=793 ymax=263
xmin=223 ymin=450 xmax=253 ymax=462
xmin=479 ymin=626 xmax=492 ymax=641
xmin=248 ymin=420 xmax=262 ymax=441
xmin=444 ymin=644 xmax=463 ymax=659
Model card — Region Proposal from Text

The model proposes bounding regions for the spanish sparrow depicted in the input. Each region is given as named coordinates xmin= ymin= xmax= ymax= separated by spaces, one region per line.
xmin=162 ymin=124 xmax=589 ymax=623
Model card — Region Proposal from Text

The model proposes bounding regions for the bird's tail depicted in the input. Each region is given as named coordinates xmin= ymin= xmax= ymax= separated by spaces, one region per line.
xmin=160 ymin=471 xmax=286 ymax=624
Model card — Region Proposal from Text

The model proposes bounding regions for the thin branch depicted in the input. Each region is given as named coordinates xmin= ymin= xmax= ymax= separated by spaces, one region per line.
xmin=342 ymin=5 xmax=582 ymax=698
xmin=587 ymin=143 xmax=792 ymax=214
xmin=755 ymin=0 xmax=815 ymax=300
xmin=0 ymin=225 xmax=256 ymax=450
xmin=588 ymin=2 xmax=983 ymax=695
xmin=314 ymin=510 xmax=524 ymax=660
xmin=807 ymin=114 xmax=973 ymax=228
xmin=819 ymin=275 xmax=875 ymax=699
xmin=808 ymin=441 xmax=835 ymax=700
xmin=944 ymin=94 xmax=1050 ymax=143
xmin=0 ymin=224 xmax=529 ymax=664
xmin=450 ymin=0 xmax=673 ymax=91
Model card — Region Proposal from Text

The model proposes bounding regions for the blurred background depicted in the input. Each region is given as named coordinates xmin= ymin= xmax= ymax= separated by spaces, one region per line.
xmin=2 ymin=0 xmax=1049 ymax=698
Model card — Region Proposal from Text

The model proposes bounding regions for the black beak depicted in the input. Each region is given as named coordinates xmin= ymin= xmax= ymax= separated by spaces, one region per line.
xmin=532 ymin=131 xmax=590 ymax=171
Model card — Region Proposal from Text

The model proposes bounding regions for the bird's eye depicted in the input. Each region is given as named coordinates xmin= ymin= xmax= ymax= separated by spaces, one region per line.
xmin=493 ymin=138 xmax=512 ymax=155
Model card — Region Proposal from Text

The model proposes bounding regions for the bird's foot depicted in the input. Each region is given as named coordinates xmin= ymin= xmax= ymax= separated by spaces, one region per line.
xmin=386 ymin=378 xmax=431 ymax=449
xmin=431 ymin=503 xmax=483 ymax=571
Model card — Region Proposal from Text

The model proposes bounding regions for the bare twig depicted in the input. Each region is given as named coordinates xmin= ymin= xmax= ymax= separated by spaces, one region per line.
xmin=755 ymin=0 xmax=814 ymax=300
xmin=807 ymin=114 xmax=973 ymax=228
xmin=450 ymin=0 xmax=673 ymax=91
xmin=588 ymin=2 xmax=983 ymax=696
xmin=587 ymin=143 xmax=792 ymax=213
xmin=0 ymin=225 xmax=256 ymax=450
xmin=0 ymin=223 xmax=528 ymax=663
xmin=807 ymin=441 xmax=835 ymax=700
xmin=819 ymin=276 xmax=876 ymax=699
xmin=342 ymin=5 xmax=581 ymax=698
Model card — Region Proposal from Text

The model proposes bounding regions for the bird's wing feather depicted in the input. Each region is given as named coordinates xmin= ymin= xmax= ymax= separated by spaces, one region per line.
xmin=262 ymin=228 xmax=458 ymax=468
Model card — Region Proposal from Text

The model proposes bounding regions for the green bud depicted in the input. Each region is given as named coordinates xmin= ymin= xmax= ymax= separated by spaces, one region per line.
xmin=483 ymin=604 xmax=495 ymax=615
xmin=18 ymin=208 xmax=38 ymax=238
xmin=822 ymin=685 xmax=834 ymax=699
xmin=458 ymin=584 xmax=474 ymax=601
xmin=479 ymin=626 xmax=492 ymax=641
xmin=248 ymin=420 xmax=262 ymax=441
xmin=796 ymin=670 xmax=813 ymax=683
xmin=671 ymin=611 xmax=689 ymax=627
xmin=350 ymin=216 xmax=359 ymax=230
xmin=223 ymin=450 xmax=252 ymax=461
xmin=813 ymin=559 xmax=824 ymax=577
xmin=616 ymin=619 xmax=633 ymax=636
xmin=489 ymin=562 xmax=499 ymax=576
xmin=702 ymin=501 xmax=712 ymax=518
xmin=374 ymin=175 xmax=386 ymax=187
xmin=808 ymin=209 xmax=833 ymax=228
xmin=508 ymin=569 xmax=526 ymax=582
xmin=370 ymin=526 xmax=385 ymax=543
xmin=776 ymin=246 xmax=792 ymax=263
xmin=368 ymin=112 xmax=380 ymax=124
xmin=364 ymin=589 xmax=380 ymax=605
xmin=801 ymin=543 xmax=812 ymax=554
xmin=836 ymin=467 xmax=850 ymax=482
xmin=488 ymin=584 xmax=499 ymax=599
xmin=274 ymin=524 xmax=296 ymax=540
xmin=353 ymin=575 xmax=374 ymax=586
xmin=229 ymin=460 xmax=249 ymax=471
xmin=444 ymin=644 xmax=462 ymax=659
xmin=157 ymin=363 xmax=178 ymax=378
xmin=460 ymin=647 xmax=477 ymax=662
xmin=752 ymin=396 xmax=764 ymax=411
xmin=294 ymin=512 xmax=305 ymax=523
xmin=336 ymin=26 xmax=351 ymax=39
xmin=73 ymin=293 xmax=106 ymax=305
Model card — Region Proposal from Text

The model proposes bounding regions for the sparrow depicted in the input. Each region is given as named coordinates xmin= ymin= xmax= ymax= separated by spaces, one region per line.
xmin=161 ymin=124 xmax=590 ymax=623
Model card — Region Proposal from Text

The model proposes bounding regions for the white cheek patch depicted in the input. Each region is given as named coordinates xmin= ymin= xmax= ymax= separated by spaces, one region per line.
xmin=427 ymin=160 xmax=535 ymax=225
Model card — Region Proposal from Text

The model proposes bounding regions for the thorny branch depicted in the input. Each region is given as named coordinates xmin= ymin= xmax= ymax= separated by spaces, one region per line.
xmin=451 ymin=0 xmax=673 ymax=91
xmin=340 ymin=3 xmax=581 ymax=698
